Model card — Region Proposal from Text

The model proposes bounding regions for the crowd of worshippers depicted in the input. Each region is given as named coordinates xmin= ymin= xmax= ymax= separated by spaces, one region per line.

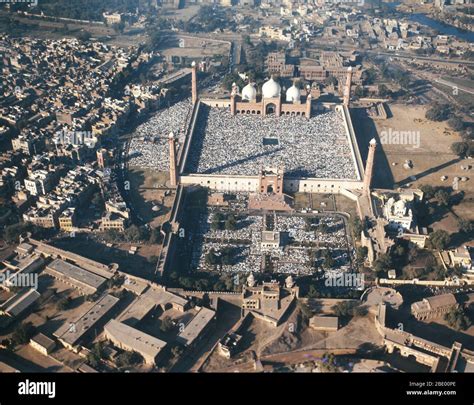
xmin=190 ymin=211 xmax=352 ymax=275
xmin=127 ymin=99 xmax=193 ymax=169
xmin=186 ymin=106 xmax=358 ymax=179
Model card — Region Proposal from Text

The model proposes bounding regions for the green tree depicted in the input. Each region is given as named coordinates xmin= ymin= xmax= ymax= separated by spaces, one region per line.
xmin=356 ymin=246 xmax=368 ymax=262
xmin=451 ymin=142 xmax=469 ymax=157
xmin=224 ymin=215 xmax=237 ymax=231
xmin=448 ymin=117 xmax=464 ymax=131
xmin=378 ymin=84 xmax=390 ymax=97
xmin=429 ymin=230 xmax=451 ymax=250
xmin=87 ymin=341 xmax=106 ymax=368
xmin=116 ymin=351 xmax=143 ymax=368
xmin=160 ymin=316 xmax=174 ymax=333
xmin=435 ymin=189 xmax=450 ymax=206
xmin=4 ymin=223 xmax=31 ymax=244
xmin=11 ymin=322 xmax=36 ymax=346
xmin=331 ymin=301 xmax=359 ymax=318
xmin=57 ymin=297 xmax=72 ymax=311
xmin=420 ymin=184 xmax=436 ymax=199
xmin=425 ymin=103 xmax=450 ymax=122
xmin=444 ymin=307 xmax=471 ymax=331
xmin=354 ymin=85 xmax=366 ymax=98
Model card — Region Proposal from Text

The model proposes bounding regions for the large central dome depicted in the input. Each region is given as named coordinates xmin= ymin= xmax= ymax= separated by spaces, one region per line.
xmin=262 ymin=77 xmax=281 ymax=99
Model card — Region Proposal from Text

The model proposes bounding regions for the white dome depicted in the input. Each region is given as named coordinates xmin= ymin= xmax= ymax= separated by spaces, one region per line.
xmin=262 ymin=77 xmax=281 ymax=99
xmin=241 ymin=83 xmax=257 ymax=101
xmin=286 ymin=84 xmax=300 ymax=103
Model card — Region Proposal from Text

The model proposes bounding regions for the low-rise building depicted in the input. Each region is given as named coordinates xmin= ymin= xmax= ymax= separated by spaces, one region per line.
xmin=104 ymin=319 xmax=167 ymax=366
xmin=30 ymin=333 xmax=56 ymax=356
xmin=411 ymin=293 xmax=458 ymax=321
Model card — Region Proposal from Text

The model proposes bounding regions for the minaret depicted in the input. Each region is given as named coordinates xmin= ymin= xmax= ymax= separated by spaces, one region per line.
xmin=230 ymin=82 xmax=238 ymax=116
xmin=343 ymin=66 xmax=353 ymax=106
xmin=306 ymin=92 xmax=312 ymax=118
xmin=191 ymin=61 xmax=198 ymax=105
xmin=364 ymin=138 xmax=377 ymax=194
xmin=168 ymin=132 xmax=178 ymax=187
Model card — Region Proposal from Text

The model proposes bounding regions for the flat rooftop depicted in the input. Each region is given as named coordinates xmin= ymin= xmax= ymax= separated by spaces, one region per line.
xmin=185 ymin=105 xmax=359 ymax=179
xmin=45 ymin=259 xmax=106 ymax=293
xmin=176 ymin=306 xmax=215 ymax=347
xmin=104 ymin=319 xmax=167 ymax=360
xmin=55 ymin=294 xmax=119 ymax=347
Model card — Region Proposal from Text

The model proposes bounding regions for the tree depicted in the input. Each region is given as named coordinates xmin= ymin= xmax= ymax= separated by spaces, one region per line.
xmin=298 ymin=301 xmax=313 ymax=323
xmin=323 ymin=250 xmax=335 ymax=269
xmin=77 ymin=30 xmax=91 ymax=41
xmin=350 ymin=217 xmax=364 ymax=240
xmin=420 ymin=184 xmax=436 ymax=200
xmin=57 ymin=297 xmax=72 ymax=311
xmin=444 ymin=307 xmax=471 ymax=331
xmin=435 ymin=189 xmax=450 ymax=206
xmin=429 ymin=230 xmax=451 ymax=250
xmin=331 ymin=301 xmax=359 ymax=318
xmin=451 ymin=142 xmax=469 ymax=157
xmin=354 ymin=85 xmax=366 ymax=98
xmin=356 ymin=246 xmax=368 ymax=263
xmin=149 ymin=227 xmax=161 ymax=244
xmin=373 ymin=253 xmax=392 ymax=274
xmin=224 ymin=215 xmax=237 ymax=231
xmin=87 ymin=341 xmax=106 ymax=368
xmin=425 ymin=103 xmax=450 ymax=122
xmin=124 ymin=225 xmax=149 ymax=242
xmin=448 ymin=117 xmax=464 ymax=132
xmin=116 ymin=351 xmax=143 ymax=368
xmin=362 ymin=67 xmax=377 ymax=85
xmin=458 ymin=218 xmax=473 ymax=234
xmin=11 ymin=322 xmax=36 ymax=346
xmin=378 ymin=84 xmax=390 ymax=97
xmin=160 ymin=316 xmax=174 ymax=333
xmin=3 ymin=223 xmax=31 ymax=244
xmin=317 ymin=352 xmax=338 ymax=372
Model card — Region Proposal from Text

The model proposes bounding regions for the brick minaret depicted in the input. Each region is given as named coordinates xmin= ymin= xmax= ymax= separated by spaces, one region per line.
xmin=343 ymin=66 xmax=353 ymax=106
xmin=230 ymin=82 xmax=238 ymax=116
xmin=169 ymin=132 xmax=178 ymax=187
xmin=191 ymin=61 xmax=198 ymax=105
xmin=306 ymin=93 xmax=312 ymax=118
xmin=364 ymin=138 xmax=377 ymax=194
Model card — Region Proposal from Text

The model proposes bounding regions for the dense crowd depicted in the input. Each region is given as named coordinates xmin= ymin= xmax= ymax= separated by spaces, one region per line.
xmin=186 ymin=106 xmax=358 ymax=179
xmin=191 ymin=211 xmax=352 ymax=275
xmin=127 ymin=99 xmax=193 ymax=169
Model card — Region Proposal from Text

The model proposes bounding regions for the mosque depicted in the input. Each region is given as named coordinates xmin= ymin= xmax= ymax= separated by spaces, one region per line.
xmin=167 ymin=62 xmax=375 ymax=204
xmin=229 ymin=77 xmax=312 ymax=118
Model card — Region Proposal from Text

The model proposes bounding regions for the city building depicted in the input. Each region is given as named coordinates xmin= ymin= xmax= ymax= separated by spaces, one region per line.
xmin=411 ymin=293 xmax=458 ymax=321
xmin=104 ymin=319 xmax=167 ymax=366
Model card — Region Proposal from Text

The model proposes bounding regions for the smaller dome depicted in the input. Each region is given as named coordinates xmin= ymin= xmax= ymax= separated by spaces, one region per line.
xmin=247 ymin=273 xmax=256 ymax=287
xmin=262 ymin=77 xmax=281 ymax=99
xmin=242 ymin=83 xmax=257 ymax=101
xmin=286 ymin=84 xmax=300 ymax=103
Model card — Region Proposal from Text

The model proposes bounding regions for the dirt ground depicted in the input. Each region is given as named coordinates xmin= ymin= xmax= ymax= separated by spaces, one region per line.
xmin=128 ymin=168 xmax=175 ymax=228
xmin=354 ymin=103 xmax=474 ymax=223
xmin=293 ymin=193 xmax=337 ymax=212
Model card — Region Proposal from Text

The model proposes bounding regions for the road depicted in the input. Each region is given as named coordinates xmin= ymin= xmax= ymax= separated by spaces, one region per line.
xmin=364 ymin=50 xmax=474 ymax=66
xmin=434 ymin=78 xmax=474 ymax=96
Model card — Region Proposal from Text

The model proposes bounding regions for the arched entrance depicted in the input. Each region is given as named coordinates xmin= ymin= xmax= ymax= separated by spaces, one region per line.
xmin=265 ymin=103 xmax=276 ymax=115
